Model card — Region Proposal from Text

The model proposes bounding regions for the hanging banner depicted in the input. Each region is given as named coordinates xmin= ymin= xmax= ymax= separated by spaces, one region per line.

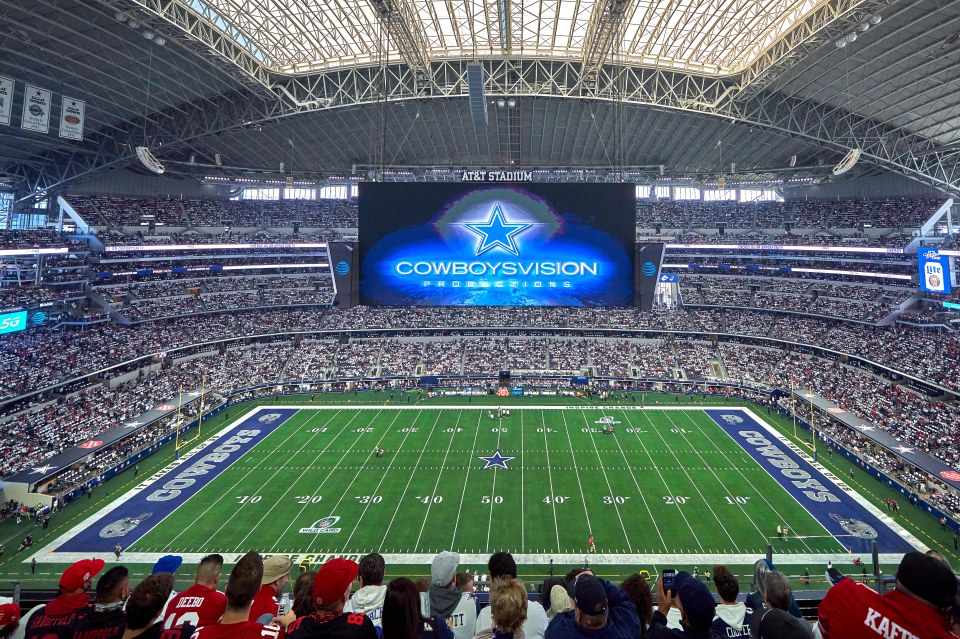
xmin=59 ymin=96 xmax=85 ymax=140
xmin=21 ymin=85 xmax=51 ymax=133
xmin=0 ymin=76 xmax=13 ymax=126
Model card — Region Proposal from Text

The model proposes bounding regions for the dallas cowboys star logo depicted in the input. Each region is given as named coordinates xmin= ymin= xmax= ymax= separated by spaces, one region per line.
xmin=463 ymin=204 xmax=531 ymax=256
xmin=478 ymin=450 xmax=516 ymax=470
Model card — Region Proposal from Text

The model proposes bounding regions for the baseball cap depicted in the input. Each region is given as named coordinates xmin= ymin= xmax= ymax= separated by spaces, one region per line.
xmin=60 ymin=558 xmax=106 ymax=591
xmin=152 ymin=555 xmax=183 ymax=575
xmin=896 ymin=552 xmax=957 ymax=607
xmin=566 ymin=573 xmax=607 ymax=615
xmin=674 ymin=572 xmax=715 ymax=632
xmin=314 ymin=558 xmax=359 ymax=607
xmin=550 ymin=584 xmax=571 ymax=615
xmin=262 ymin=554 xmax=293 ymax=585
xmin=431 ymin=551 xmax=459 ymax=587
xmin=0 ymin=603 xmax=20 ymax=626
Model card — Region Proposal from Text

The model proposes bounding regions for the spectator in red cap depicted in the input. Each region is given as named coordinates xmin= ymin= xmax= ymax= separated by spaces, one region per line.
xmin=193 ymin=551 xmax=290 ymax=639
xmin=286 ymin=558 xmax=376 ymax=639
xmin=0 ymin=603 xmax=21 ymax=639
xmin=13 ymin=559 xmax=104 ymax=639
xmin=816 ymin=552 xmax=958 ymax=639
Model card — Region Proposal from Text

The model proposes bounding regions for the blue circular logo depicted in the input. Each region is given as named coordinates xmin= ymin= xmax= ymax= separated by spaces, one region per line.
xmin=335 ymin=261 xmax=350 ymax=276
xmin=30 ymin=311 xmax=46 ymax=325
xmin=641 ymin=261 xmax=657 ymax=277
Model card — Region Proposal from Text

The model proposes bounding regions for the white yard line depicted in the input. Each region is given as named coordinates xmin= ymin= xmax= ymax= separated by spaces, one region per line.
xmin=672 ymin=410 xmax=817 ymax=553
xmin=377 ymin=411 xmax=445 ymax=551
xmin=576 ymin=410 xmax=631 ymax=551
xmin=617 ymin=410 xmax=705 ymax=553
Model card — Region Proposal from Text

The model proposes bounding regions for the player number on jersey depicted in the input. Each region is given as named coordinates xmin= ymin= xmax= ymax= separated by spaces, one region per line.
xmin=295 ymin=495 xmax=323 ymax=504
xmin=604 ymin=496 xmax=629 ymax=504
xmin=663 ymin=496 xmax=689 ymax=505
xmin=481 ymin=495 xmax=503 ymax=504
xmin=724 ymin=496 xmax=750 ymax=505
xmin=356 ymin=495 xmax=383 ymax=504
xmin=236 ymin=495 xmax=262 ymax=504
xmin=543 ymin=496 xmax=568 ymax=504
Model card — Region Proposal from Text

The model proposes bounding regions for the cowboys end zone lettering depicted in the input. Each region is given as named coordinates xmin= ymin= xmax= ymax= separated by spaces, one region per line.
xmin=57 ymin=409 xmax=298 ymax=552
xmin=359 ymin=183 xmax=634 ymax=306
xmin=704 ymin=409 xmax=916 ymax=554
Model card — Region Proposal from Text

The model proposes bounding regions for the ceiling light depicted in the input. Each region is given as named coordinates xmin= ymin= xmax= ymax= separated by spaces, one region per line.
xmin=497 ymin=99 xmax=505 ymax=108
xmin=835 ymin=39 xmax=847 ymax=48
xmin=507 ymin=99 xmax=516 ymax=108
xmin=155 ymin=37 xmax=166 ymax=46
xmin=845 ymin=32 xmax=857 ymax=43
xmin=115 ymin=12 xmax=127 ymax=21
xmin=127 ymin=20 xmax=139 ymax=29
xmin=859 ymin=22 xmax=870 ymax=32
xmin=143 ymin=31 xmax=155 ymax=39
xmin=870 ymin=15 xmax=882 ymax=24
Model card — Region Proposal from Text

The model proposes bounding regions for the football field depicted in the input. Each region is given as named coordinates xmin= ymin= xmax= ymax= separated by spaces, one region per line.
xmin=46 ymin=404 xmax=919 ymax=568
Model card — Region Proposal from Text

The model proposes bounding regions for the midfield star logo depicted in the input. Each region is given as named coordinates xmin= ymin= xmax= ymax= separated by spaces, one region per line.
xmin=478 ymin=450 xmax=516 ymax=470
xmin=463 ymin=204 xmax=531 ymax=256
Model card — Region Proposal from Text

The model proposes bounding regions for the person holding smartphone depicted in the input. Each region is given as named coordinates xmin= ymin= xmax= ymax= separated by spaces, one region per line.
xmin=647 ymin=571 xmax=720 ymax=638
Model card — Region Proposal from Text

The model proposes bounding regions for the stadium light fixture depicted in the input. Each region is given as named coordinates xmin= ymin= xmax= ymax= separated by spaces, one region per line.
xmin=870 ymin=15 xmax=882 ymax=24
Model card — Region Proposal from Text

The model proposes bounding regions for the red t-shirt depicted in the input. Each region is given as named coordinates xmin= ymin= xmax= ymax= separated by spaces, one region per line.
xmin=192 ymin=621 xmax=280 ymax=639
xmin=817 ymin=578 xmax=954 ymax=639
xmin=164 ymin=584 xmax=228 ymax=631
xmin=249 ymin=587 xmax=279 ymax=624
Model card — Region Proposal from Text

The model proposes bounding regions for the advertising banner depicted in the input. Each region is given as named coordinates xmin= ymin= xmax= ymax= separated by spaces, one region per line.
xmin=919 ymin=248 xmax=952 ymax=294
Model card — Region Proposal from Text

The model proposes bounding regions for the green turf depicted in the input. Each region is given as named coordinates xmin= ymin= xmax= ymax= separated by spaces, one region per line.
xmin=132 ymin=406 xmax=844 ymax=556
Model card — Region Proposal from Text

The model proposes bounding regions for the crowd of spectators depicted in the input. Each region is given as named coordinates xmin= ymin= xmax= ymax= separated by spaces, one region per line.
xmin=637 ymin=196 xmax=942 ymax=229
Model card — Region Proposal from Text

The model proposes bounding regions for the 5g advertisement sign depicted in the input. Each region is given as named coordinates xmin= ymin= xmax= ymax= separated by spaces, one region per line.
xmin=0 ymin=310 xmax=28 ymax=335
xmin=359 ymin=183 xmax=635 ymax=306
xmin=919 ymin=248 xmax=952 ymax=294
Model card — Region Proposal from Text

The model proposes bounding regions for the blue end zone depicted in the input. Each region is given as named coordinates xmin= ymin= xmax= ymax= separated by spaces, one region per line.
xmin=57 ymin=408 xmax=299 ymax=552
xmin=704 ymin=409 xmax=916 ymax=554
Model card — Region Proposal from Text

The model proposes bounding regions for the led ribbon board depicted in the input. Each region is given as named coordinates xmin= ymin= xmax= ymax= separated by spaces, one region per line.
xmin=359 ymin=183 xmax=635 ymax=306
xmin=0 ymin=310 xmax=28 ymax=335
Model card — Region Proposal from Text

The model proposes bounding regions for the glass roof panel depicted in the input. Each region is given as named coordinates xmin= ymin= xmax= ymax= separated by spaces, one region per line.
xmin=177 ymin=0 xmax=835 ymax=76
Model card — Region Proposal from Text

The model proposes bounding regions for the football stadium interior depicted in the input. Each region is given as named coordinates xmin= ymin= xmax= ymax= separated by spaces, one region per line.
xmin=1 ymin=0 xmax=960 ymax=634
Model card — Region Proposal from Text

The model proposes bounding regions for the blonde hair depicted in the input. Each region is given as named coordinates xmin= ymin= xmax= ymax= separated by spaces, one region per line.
xmin=490 ymin=577 xmax=528 ymax=635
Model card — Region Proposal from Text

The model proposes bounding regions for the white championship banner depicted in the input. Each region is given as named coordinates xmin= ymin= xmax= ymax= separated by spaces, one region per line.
xmin=59 ymin=96 xmax=85 ymax=140
xmin=0 ymin=76 xmax=12 ymax=126
xmin=21 ymin=85 xmax=51 ymax=133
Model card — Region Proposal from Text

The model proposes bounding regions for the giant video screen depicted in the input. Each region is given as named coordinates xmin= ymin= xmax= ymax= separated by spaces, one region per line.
xmin=359 ymin=183 xmax=635 ymax=306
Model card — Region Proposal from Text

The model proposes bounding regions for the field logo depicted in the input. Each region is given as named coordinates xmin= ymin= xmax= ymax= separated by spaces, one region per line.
xmin=300 ymin=515 xmax=342 ymax=534
xmin=721 ymin=414 xmax=743 ymax=424
xmin=478 ymin=450 xmax=516 ymax=470
xmin=595 ymin=416 xmax=620 ymax=425
xmin=99 ymin=512 xmax=152 ymax=538
xmin=830 ymin=513 xmax=878 ymax=539
xmin=259 ymin=413 xmax=283 ymax=424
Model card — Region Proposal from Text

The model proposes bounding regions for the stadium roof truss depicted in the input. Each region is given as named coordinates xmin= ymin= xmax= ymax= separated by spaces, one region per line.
xmin=9 ymin=0 xmax=960 ymax=199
